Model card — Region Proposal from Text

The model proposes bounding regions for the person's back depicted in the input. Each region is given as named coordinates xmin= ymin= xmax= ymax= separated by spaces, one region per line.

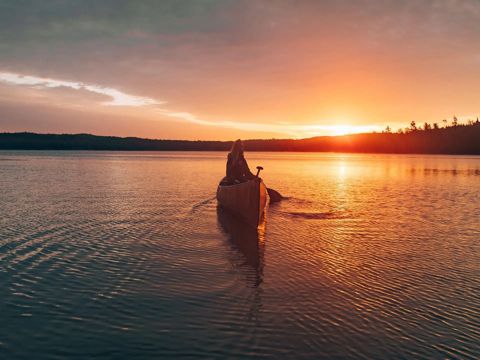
xmin=226 ymin=140 xmax=254 ymax=184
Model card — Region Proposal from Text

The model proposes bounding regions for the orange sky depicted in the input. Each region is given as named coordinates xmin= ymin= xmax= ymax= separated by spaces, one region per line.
xmin=0 ymin=1 xmax=479 ymax=140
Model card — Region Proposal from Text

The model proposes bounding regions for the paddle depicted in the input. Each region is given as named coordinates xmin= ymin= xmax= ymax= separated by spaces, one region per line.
xmin=256 ymin=166 xmax=284 ymax=203
xmin=266 ymin=187 xmax=283 ymax=203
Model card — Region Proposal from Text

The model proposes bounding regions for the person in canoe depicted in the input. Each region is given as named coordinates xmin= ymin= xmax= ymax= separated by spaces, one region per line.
xmin=225 ymin=139 xmax=256 ymax=184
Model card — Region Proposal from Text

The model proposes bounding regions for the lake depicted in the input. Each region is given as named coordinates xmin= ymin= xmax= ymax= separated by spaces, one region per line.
xmin=1 ymin=151 xmax=479 ymax=359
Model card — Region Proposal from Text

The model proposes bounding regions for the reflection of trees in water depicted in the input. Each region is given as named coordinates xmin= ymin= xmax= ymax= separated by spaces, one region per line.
xmin=217 ymin=206 xmax=266 ymax=322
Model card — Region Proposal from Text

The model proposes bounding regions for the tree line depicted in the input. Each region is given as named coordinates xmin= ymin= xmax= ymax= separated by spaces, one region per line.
xmin=1 ymin=118 xmax=479 ymax=154
xmin=382 ymin=116 xmax=480 ymax=134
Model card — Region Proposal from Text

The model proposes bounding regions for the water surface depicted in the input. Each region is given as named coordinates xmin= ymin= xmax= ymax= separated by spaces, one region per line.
xmin=1 ymin=151 xmax=479 ymax=359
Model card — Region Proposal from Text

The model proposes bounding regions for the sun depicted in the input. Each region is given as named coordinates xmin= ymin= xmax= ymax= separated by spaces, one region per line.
xmin=296 ymin=123 xmax=380 ymax=138
xmin=329 ymin=125 xmax=359 ymax=136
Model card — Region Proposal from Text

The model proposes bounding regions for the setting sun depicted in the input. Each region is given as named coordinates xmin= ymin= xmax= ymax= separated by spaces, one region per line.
xmin=329 ymin=125 xmax=367 ymax=136
xmin=295 ymin=124 xmax=380 ymax=138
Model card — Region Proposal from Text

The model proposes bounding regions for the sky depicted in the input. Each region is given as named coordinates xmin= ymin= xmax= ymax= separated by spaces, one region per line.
xmin=0 ymin=0 xmax=479 ymax=140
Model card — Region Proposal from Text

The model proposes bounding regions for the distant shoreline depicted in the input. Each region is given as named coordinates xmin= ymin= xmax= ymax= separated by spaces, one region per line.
xmin=1 ymin=124 xmax=480 ymax=154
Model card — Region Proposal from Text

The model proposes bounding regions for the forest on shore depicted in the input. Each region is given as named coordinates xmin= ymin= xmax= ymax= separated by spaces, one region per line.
xmin=1 ymin=119 xmax=479 ymax=154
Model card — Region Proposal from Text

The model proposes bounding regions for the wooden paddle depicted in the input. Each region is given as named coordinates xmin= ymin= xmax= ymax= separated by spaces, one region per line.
xmin=267 ymin=187 xmax=283 ymax=203
xmin=256 ymin=166 xmax=283 ymax=203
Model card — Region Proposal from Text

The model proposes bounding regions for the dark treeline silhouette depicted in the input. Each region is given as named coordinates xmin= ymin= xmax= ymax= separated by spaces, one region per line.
xmin=1 ymin=120 xmax=480 ymax=154
xmin=0 ymin=133 xmax=228 ymax=151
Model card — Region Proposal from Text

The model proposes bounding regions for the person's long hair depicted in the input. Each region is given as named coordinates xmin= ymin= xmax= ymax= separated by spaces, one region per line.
xmin=229 ymin=139 xmax=244 ymax=163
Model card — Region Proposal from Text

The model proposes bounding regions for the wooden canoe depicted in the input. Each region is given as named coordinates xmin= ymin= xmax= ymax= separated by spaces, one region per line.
xmin=216 ymin=178 xmax=268 ymax=228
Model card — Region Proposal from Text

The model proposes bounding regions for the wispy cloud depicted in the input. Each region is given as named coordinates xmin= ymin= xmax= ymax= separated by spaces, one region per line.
xmin=0 ymin=71 xmax=381 ymax=137
xmin=160 ymin=110 xmax=380 ymax=138
xmin=0 ymin=72 xmax=160 ymax=107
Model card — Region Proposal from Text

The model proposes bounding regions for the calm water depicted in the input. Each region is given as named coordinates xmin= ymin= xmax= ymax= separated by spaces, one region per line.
xmin=1 ymin=151 xmax=479 ymax=359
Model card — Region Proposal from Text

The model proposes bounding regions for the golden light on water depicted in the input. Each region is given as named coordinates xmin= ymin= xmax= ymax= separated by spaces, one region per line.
xmin=338 ymin=162 xmax=347 ymax=179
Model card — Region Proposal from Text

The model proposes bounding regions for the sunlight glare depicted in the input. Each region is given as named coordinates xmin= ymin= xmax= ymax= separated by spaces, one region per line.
xmin=330 ymin=125 xmax=368 ymax=136
xmin=296 ymin=123 xmax=380 ymax=137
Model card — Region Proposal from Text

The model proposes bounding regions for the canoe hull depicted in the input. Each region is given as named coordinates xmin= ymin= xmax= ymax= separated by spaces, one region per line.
xmin=216 ymin=179 xmax=268 ymax=228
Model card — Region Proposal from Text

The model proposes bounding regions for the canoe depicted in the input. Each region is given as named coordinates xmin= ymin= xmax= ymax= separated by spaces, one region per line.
xmin=216 ymin=178 xmax=268 ymax=228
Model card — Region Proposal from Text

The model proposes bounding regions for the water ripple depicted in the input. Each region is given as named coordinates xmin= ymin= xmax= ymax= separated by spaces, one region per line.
xmin=0 ymin=151 xmax=479 ymax=359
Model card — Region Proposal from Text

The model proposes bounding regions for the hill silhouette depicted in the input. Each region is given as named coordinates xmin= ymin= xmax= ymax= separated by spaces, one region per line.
xmin=1 ymin=121 xmax=479 ymax=154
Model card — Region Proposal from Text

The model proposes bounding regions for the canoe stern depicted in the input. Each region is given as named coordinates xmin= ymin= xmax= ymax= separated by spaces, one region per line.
xmin=217 ymin=179 xmax=268 ymax=228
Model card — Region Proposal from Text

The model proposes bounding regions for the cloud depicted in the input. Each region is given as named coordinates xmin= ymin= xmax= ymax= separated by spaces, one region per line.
xmin=0 ymin=72 xmax=160 ymax=107
xmin=160 ymin=110 xmax=380 ymax=138
xmin=0 ymin=71 xmax=381 ymax=138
